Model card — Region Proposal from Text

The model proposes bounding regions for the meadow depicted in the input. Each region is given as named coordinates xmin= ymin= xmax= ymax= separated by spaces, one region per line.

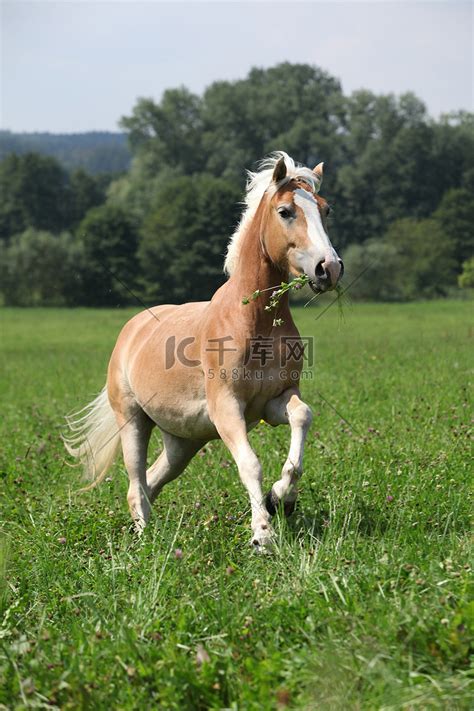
xmin=0 ymin=301 xmax=472 ymax=710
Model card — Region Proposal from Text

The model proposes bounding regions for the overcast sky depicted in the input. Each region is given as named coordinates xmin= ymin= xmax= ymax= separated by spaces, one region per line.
xmin=1 ymin=0 xmax=472 ymax=133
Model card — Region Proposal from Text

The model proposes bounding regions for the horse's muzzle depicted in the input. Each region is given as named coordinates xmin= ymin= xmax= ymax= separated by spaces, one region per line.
xmin=310 ymin=258 xmax=344 ymax=292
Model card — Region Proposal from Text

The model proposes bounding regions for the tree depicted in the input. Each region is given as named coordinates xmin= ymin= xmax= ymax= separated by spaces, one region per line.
xmin=200 ymin=63 xmax=345 ymax=181
xmin=458 ymin=258 xmax=474 ymax=289
xmin=383 ymin=217 xmax=456 ymax=299
xmin=0 ymin=229 xmax=83 ymax=306
xmin=0 ymin=153 xmax=72 ymax=240
xmin=342 ymin=239 xmax=403 ymax=301
xmin=431 ymin=112 xmax=474 ymax=193
xmin=120 ymin=88 xmax=203 ymax=176
xmin=119 ymin=63 xmax=345 ymax=187
xmin=77 ymin=204 xmax=139 ymax=306
xmin=331 ymin=92 xmax=439 ymax=248
xmin=139 ymin=175 xmax=241 ymax=303
xmin=433 ymin=188 xmax=474 ymax=269
xmin=344 ymin=216 xmax=458 ymax=301
xmin=69 ymin=169 xmax=108 ymax=227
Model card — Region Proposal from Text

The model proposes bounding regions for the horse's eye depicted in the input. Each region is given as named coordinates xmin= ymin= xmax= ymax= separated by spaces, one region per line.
xmin=326 ymin=205 xmax=332 ymax=216
xmin=278 ymin=208 xmax=292 ymax=220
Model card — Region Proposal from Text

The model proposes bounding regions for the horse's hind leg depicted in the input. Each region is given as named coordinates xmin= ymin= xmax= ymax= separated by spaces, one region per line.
xmin=146 ymin=432 xmax=203 ymax=502
xmin=263 ymin=387 xmax=313 ymax=516
xmin=116 ymin=407 xmax=154 ymax=532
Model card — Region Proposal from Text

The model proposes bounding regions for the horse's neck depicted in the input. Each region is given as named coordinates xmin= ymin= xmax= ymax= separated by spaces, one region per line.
xmin=225 ymin=212 xmax=293 ymax=332
xmin=233 ymin=254 xmax=287 ymax=295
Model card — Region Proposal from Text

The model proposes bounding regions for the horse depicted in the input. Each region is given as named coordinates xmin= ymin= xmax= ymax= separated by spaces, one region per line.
xmin=64 ymin=152 xmax=343 ymax=550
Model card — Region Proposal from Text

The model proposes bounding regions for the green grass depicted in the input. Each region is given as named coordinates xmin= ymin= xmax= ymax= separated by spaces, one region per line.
xmin=0 ymin=301 xmax=472 ymax=710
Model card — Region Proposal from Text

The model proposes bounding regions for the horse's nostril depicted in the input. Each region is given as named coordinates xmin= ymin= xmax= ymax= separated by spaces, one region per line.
xmin=339 ymin=259 xmax=344 ymax=278
xmin=315 ymin=260 xmax=326 ymax=279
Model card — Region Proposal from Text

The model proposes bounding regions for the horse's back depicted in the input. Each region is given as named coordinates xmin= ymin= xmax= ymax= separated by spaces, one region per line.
xmin=112 ymin=301 xmax=209 ymax=357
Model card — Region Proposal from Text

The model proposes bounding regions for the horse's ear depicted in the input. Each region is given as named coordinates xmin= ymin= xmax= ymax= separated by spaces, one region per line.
xmin=272 ymin=157 xmax=287 ymax=183
xmin=313 ymin=162 xmax=324 ymax=186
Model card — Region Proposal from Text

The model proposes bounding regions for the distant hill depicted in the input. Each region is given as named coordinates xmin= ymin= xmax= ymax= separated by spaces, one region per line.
xmin=0 ymin=131 xmax=131 ymax=174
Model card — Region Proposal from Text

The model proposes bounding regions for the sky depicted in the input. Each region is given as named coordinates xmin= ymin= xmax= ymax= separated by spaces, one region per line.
xmin=1 ymin=0 xmax=472 ymax=133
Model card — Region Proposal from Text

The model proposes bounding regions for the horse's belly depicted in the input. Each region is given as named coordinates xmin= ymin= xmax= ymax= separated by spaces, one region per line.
xmin=134 ymin=363 xmax=215 ymax=439
xmin=146 ymin=396 xmax=217 ymax=440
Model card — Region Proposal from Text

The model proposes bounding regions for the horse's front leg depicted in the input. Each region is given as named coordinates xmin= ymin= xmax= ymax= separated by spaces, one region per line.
xmin=263 ymin=387 xmax=313 ymax=516
xmin=210 ymin=393 xmax=273 ymax=550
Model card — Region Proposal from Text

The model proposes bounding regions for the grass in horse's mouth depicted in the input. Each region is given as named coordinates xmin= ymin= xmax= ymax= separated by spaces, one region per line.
xmin=242 ymin=275 xmax=311 ymax=326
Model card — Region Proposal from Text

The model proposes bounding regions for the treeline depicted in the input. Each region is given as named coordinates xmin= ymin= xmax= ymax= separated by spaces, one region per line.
xmin=0 ymin=63 xmax=473 ymax=306
xmin=0 ymin=131 xmax=131 ymax=175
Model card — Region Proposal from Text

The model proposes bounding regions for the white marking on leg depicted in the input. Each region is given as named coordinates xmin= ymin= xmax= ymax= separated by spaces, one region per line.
xmin=265 ymin=391 xmax=312 ymax=507
xmin=212 ymin=395 xmax=274 ymax=548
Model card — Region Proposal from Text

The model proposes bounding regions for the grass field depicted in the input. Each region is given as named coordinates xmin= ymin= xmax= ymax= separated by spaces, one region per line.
xmin=0 ymin=301 xmax=472 ymax=710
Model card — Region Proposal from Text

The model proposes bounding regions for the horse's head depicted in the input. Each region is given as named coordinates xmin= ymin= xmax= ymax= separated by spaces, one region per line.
xmin=263 ymin=157 xmax=343 ymax=293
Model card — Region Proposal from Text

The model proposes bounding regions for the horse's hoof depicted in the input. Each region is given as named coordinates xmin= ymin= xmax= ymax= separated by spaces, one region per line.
xmin=264 ymin=489 xmax=279 ymax=516
xmin=264 ymin=489 xmax=296 ymax=517
xmin=251 ymin=537 xmax=274 ymax=555
xmin=250 ymin=526 xmax=275 ymax=553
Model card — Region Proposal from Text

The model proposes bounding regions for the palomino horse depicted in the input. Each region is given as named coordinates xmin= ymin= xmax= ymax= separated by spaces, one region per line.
xmin=65 ymin=152 xmax=343 ymax=549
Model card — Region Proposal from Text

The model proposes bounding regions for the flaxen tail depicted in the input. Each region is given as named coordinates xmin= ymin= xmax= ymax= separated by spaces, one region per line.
xmin=63 ymin=386 xmax=121 ymax=492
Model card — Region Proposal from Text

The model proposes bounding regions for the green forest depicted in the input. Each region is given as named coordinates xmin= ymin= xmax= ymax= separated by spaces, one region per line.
xmin=0 ymin=131 xmax=131 ymax=174
xmin=1 ymin=63 xmax=473 ymax=306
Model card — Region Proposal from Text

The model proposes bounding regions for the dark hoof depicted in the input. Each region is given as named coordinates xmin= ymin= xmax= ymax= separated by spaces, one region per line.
xmin=265 ymin=490 xmax=296 ymax=517
xmin=264 ymin=489 xmax=279 ymax=516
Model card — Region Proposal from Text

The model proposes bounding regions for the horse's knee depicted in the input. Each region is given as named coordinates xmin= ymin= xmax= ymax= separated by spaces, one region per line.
xmin=289 ymin=402 xmax=313 ymax=431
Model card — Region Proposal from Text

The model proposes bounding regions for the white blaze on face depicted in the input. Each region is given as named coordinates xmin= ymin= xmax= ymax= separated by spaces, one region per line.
xmin=293 ymin=188 xmax=335 ymax=261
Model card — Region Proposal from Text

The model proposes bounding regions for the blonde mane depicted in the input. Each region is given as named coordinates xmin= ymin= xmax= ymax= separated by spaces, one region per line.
xmin=224 ymin=151 xmax=320 ymax=275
